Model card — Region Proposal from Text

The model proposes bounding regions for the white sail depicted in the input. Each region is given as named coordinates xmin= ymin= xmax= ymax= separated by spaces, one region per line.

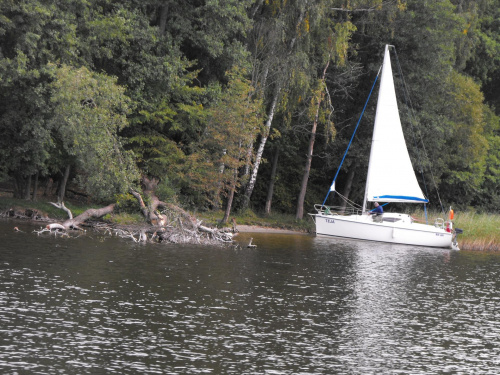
xmin=364 ymin=45 xmax=428 ymax=204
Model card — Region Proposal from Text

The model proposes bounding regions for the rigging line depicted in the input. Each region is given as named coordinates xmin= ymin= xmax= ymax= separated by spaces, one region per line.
xmin=322 ymin=65 xmax=382 ymax=206
xmin=392 ymin=48 xmax=446 ymax=215
xmin=336 ymin=190 xmax=362 ymax=209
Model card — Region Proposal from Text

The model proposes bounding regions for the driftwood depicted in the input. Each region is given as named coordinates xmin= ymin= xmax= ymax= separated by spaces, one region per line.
xmin=29 ymin=203 xmax=234 ymax=245
xmin=49 ymin=201 xmax=73 ymax=220
xmin=247 ymin=238 xmax=257 ymax=248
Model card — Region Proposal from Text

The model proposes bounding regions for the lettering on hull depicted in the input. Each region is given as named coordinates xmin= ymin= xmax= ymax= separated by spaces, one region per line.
xmin=326 ymin=219 xmax=335 ymax=224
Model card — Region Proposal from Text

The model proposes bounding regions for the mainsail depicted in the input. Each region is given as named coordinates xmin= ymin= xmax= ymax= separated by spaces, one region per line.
xmin=364 ymin=45 xmax=428 ymax=204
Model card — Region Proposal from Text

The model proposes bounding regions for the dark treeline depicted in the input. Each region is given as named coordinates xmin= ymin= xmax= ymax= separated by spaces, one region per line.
xmin=1 ymin=0 xmax=499 ymax=221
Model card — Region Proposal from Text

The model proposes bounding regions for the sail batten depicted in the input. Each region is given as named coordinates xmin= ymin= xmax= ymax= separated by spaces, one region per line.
xmin=364 ymin=45 xmax=427 ymax=205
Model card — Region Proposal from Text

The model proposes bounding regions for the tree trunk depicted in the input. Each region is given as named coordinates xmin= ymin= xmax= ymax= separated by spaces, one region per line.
xmin=296 ymin=58 xmax=330 ymax=219
xmin=242 ymin=83 xmax=281 ymax=209
xmin=13 ymin=176 xmax=22 ymax=198
xmin=24 ymin=174 xmax=32 ymax=200
xmin=130 ymin=176 xmax=196 ymax=228
xmin=32 ymin=171 xmax=39 ymax=201
xmin=340 ymin=168 xmax=355 ymax=213
xmin=221 ymin=169 xmax=238 ymax=224
xmin=44 ymin=178 xmax=53 ymax=197
xmin=58 ymin=165 xmax=70 ymax=203
xmin=214 ymin=152 xmax=226 ymax=210
xmin=62 ymin=204 xmax=115 ymax=230
xmin=264 ymin=147 xmax=279 ymax=216
xmin=158 ymin=3 xmax=169 ymax=35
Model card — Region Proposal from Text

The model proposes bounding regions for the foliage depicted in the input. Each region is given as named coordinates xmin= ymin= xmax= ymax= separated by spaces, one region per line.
xmin=49 ymin=64 xmax=140 ymax=200
xmin=437 ymin=71 xmax=488 ymax=203
xmin=0 ymin=0 xmax=82 ymax=196
xmin=192 ymin=66 xmax=263 ymax=208
xmin=0 ymin=0 xmax=499 ymax=217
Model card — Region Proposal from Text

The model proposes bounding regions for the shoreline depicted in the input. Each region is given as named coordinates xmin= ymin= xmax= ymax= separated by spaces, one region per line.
xmin=235 ymin=225 xmax=309 ymax=235
xmin=2 ymin=197 xmax=499 ymax=251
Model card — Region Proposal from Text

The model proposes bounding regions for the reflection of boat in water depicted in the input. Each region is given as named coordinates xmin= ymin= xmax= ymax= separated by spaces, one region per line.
xmin=310 ymin=45 xmax=459 ymax=250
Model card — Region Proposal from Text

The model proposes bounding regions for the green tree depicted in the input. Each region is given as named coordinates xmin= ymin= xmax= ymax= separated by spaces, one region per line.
xmin=242 ymin=0 xmax=318 ymax=209
xmin=460 ymin=0 xmax=500 ymax=112
xmin=85 ymin=1 xmax=255 ymax=206
xmin=437 ymin=71 xmax=489 ymax=205
xmin=476 ymin=107 xmax=500 ymax=208
xmin=295 ymin=17 xmax=356 ymax=219
xmin=49 ymin=64 xmax=139 ymax=201
xmin=0 ymin=0 xmax=83 ymax=198
xmin=194 ymin=67 xmax=263 ymax=221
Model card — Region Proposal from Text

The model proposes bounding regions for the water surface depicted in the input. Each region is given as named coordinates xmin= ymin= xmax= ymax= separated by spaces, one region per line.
xmin=1 ymin=220 xmax=499 ymax=374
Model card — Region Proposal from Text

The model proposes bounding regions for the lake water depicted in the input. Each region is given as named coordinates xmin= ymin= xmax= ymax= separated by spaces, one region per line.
xmin=1 ymin=219 xmax=500 ymax=374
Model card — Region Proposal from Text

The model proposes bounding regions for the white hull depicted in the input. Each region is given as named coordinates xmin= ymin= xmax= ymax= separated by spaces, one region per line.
xmin=312 ymin=213 xmax=454 ymax=249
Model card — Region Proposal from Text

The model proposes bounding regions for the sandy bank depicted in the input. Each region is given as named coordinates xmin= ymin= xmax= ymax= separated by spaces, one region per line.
xmin=235 ymin=225 xmax=308 ymax=235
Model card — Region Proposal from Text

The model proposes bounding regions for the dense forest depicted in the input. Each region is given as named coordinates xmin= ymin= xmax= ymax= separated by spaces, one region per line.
xmin=1 ymin=0 xmax=499 ymax=223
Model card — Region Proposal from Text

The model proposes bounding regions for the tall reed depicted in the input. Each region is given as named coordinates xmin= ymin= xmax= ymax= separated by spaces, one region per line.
xmin=453 ymin=211 xmax=500 ymax=251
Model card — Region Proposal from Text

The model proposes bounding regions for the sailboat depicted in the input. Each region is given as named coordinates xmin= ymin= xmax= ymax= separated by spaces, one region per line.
xmin=310 ymin=45 xmax=459 ymax=249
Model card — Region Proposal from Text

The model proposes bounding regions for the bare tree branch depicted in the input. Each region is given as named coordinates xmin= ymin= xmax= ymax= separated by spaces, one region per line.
xmin=49 ymin=201 xmax=73 ymax=219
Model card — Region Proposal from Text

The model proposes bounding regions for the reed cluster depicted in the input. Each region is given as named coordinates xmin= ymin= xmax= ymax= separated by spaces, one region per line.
xmin=452 ymin=211 xmax=500 ymax=252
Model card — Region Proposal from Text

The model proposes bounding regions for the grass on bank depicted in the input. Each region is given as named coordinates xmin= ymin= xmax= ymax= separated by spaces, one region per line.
xmin=452 ymin=211 xmax=500 ymax=251
xmin=198 ymin=208 xmax=315 ymax=233
xmin=0 ymin=196 xmax=147 ymax=225
xmin=0 ymin=196 xmax=314 ymax=231
xmin=0 ymin=196 xmax=91 ymax=220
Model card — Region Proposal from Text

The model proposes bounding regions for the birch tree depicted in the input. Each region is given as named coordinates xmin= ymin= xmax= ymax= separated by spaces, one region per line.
xmin=195 ymin=67 xmax=263 ymax=220
xmin=241 ymin=0 xmax=312 ymax=209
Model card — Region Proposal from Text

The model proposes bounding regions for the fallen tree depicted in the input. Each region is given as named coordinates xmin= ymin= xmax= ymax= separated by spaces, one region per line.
xmin=49 ymin=201 xmax=115 ymax=230
xmin=25 ymin=176 xmax=236 ymax=245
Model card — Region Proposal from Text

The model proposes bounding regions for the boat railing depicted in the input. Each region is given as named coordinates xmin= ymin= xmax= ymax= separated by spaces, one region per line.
xmin=314 ymin=204 xmax=362 ymax=216
xmin=434 ymin=218 xmax=444 ymax=229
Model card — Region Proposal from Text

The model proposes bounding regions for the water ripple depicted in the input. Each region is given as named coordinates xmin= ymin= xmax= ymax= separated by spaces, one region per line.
xmin=1 ymin=225 xmax=500 ymax=373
